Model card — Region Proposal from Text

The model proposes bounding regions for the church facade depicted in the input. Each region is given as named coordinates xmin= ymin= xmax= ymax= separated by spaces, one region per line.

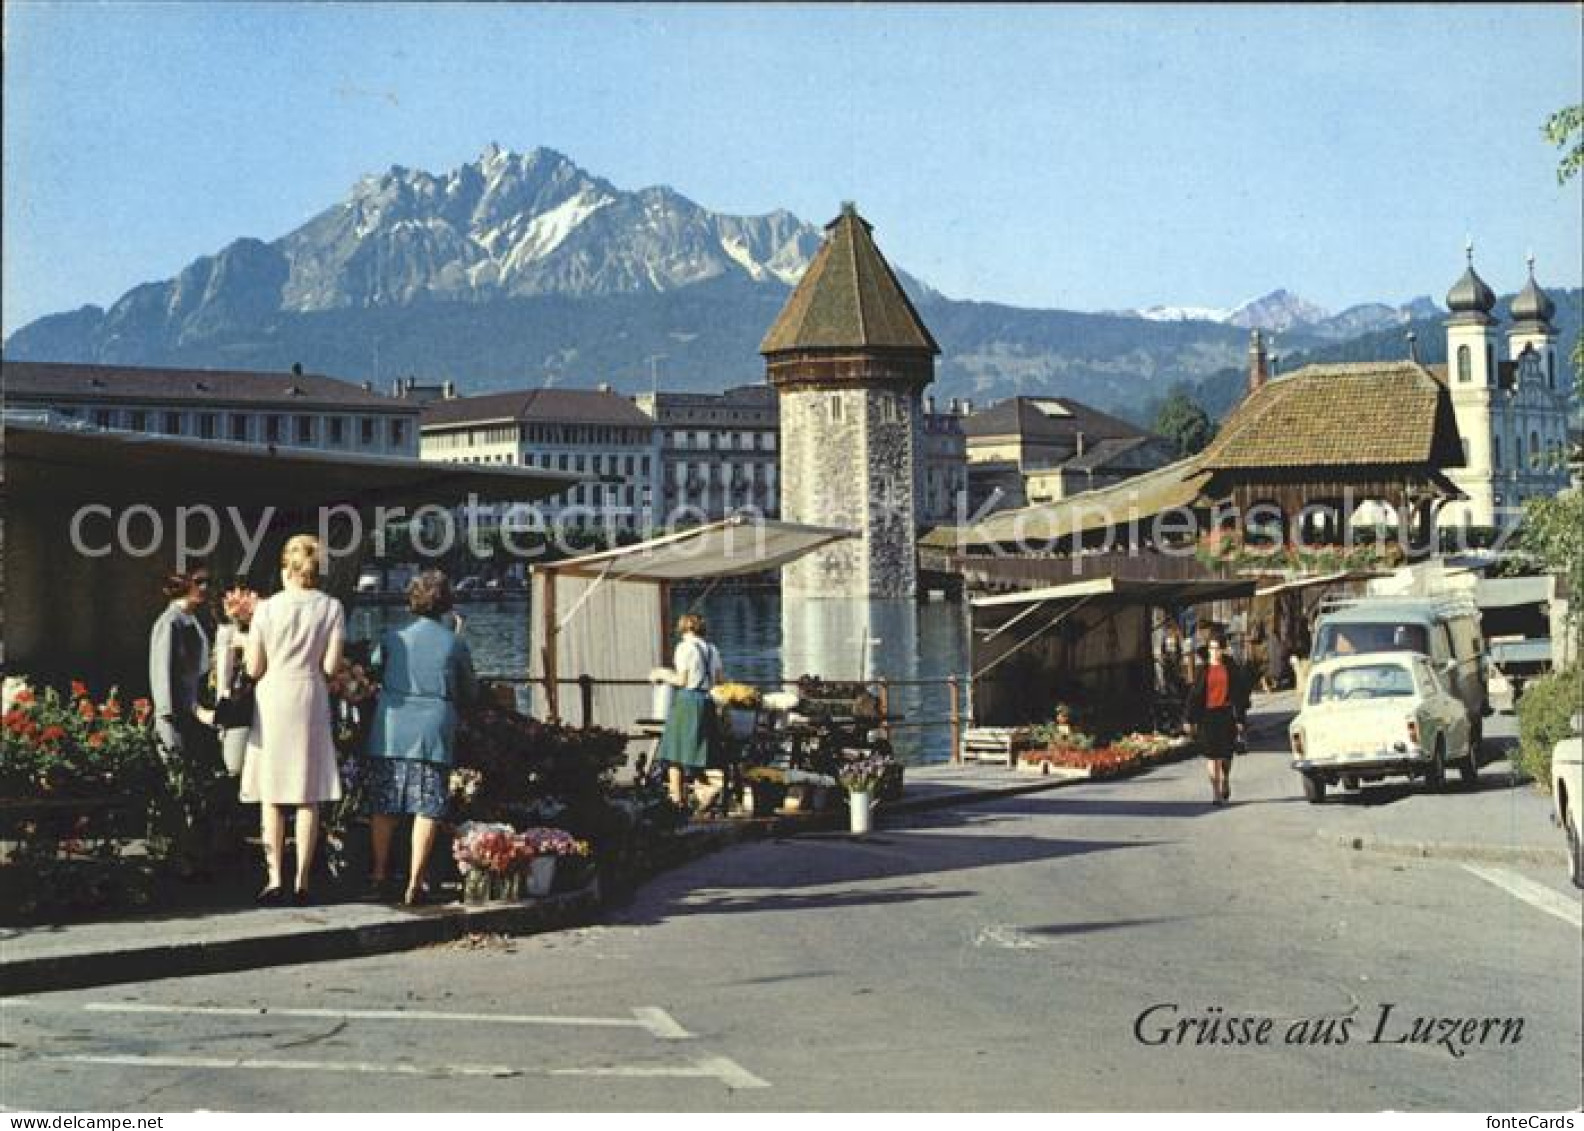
xmin=1438 ymin=249 xmax=1571 ymax=532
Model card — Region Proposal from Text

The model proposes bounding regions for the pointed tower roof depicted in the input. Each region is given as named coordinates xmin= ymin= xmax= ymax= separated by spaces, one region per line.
xmin=1446 ymin=241 xmax=1496 ymax=321
xmin=1510 ymin=253 xmax=1556 ymax=331
xmin=761 ymin=203 xmax=940 ymax=356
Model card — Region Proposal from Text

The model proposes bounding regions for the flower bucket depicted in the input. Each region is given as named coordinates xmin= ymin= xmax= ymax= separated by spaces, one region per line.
xmin=848 ymin=790 xmax=873 ymax=835
xmin=526 ymin=855 xmax=557 ymax=898
xmin=652 ymin=682 xmax=675 ymax=722
xmin=462 ymin=869 xmax=523 ymax=905
xmin=725 ymin=707 xmax=757 ymax=740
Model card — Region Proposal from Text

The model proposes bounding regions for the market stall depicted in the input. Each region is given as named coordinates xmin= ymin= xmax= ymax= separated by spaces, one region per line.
xmin=528 ymin=517 xmax=853 ymax=731
xmin=969 ymin=577 xmax=1256 ymax=735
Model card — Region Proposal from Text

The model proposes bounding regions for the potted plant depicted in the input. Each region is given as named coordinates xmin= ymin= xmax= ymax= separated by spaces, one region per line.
xmin=740 ymin=765 xmax=787 ymax=817
xmin=452 ymin=821 xmax=534 ymax=904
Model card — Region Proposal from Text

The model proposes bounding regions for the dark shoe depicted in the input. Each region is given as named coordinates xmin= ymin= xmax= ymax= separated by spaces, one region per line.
xmin=293 ymin=888 xmax=313 ymax=907
xmin=255 ymin=886 xmax=286 ymax=907
xmin=362 ymin=876 xmax=397 ymax=902
xmin=402 ymin=886 xmax=429 ymax=907
xmin=1223 ymin=784 xmax=1232 ymax=802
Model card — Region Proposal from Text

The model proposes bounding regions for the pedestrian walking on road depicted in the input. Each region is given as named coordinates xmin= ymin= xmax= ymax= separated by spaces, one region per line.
xmin=1184 ymin=635 xmax=1249 ymax=806
xmin=241 ymin=535 xmax=345 ymax=905
xmin=365 ymin=569 xmax=478 ymax=906
xmin=650 ymin=614 xmax=725 ymax=808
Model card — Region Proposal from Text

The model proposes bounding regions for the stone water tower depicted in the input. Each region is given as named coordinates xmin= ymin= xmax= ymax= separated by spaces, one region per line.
xmin=760 ymin=203 xmax=939 ymax=600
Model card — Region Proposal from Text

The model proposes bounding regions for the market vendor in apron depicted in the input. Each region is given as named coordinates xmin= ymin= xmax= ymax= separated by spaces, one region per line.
xmin=650 ymin=613 xmax=726 ymax=806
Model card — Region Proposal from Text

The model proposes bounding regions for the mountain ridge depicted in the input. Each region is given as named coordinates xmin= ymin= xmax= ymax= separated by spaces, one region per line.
xmin=5 ymin=144 xmax=1569 ymax=416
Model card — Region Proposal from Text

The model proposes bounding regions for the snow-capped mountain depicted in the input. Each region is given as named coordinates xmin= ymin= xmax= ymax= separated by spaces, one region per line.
xmin=270 ymin=143 xmax=826 ymax=309
xmin=1117 ymin=289 xmax=1443 ymax=340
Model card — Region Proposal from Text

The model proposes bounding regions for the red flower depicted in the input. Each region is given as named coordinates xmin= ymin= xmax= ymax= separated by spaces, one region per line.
xmin=13 ymin=688 xmax=34 ymax=705
xmin=87 ymin=731 xmax=108 ymax=748
xmin=78 ymin=700 xmax=97 ymax=721
xmin=100 ymin=699 xmax=123 ymax=721
xmin=131 ymin=698 xmax=152 ymax=722
xmin=70 ymin=680 xmax=90 ymax=699
xmin=39 ymin=725 xmax=67 ymax=745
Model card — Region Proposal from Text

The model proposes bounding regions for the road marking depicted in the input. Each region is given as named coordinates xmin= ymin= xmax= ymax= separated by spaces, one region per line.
xmin=1462 ymin=863 xmax=1583 ymax=928
xmin=39 ymin=1054 xmax=519 ymax=1078
xmin=29 ymin=1053 xmax=769 ymax=1089
xmin=973 ymin=924 xmax=1044 ymax=950
xmin=552 ymin=1056 xmax=771 ymax=1089
xmin=55 ymin=1001 xmax=693 ymax=1038
xmin=630 ymin=1006 xmax=693 ymax=1040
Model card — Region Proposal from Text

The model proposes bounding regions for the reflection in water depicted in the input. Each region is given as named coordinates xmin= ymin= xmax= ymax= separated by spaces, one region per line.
xmin=348 ymin=590 xmax=968 ymax=763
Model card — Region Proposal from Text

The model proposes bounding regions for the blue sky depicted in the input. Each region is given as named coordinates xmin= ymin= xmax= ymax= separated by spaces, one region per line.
xmin=3 ymin=2 xmax=1580 ymax=336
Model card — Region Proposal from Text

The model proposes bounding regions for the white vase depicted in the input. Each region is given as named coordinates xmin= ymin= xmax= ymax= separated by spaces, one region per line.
xmin=526 ymin=855 xmax=557 ymax=898
xmin=848 ymin=790 xmax=873 ymax=835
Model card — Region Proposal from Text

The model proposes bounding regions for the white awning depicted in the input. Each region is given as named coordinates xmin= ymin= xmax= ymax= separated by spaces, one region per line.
xmin=1253 ymin=569 xmax=1388 ymax=597
xmin=972 ymin=576 xmax=1255 ymax=610
xmin=535 ymin=516 xmax=854 ymax=582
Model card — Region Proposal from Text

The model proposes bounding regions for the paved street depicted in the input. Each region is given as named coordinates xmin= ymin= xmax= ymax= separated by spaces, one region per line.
xmin=3 ymin=714 xmax=1580 ymax=1112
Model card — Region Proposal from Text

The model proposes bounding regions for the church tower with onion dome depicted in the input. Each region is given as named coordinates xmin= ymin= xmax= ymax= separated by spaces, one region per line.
xmin=1440 ymin=245 xmax=1571 ymax=532
xmin=761 ymin=203 xmax=938 ymax=600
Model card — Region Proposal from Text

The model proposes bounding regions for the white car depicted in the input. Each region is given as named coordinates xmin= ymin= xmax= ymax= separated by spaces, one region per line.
xmin=1553 ymin=714 xmax=1582 ymax=890
xmin=1289 ymin=652 xmax=1474 ymax=804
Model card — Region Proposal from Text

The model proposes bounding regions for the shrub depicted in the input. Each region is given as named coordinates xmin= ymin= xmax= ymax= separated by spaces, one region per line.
xmin=1514 ymin=665 xmax=1583 ymax=789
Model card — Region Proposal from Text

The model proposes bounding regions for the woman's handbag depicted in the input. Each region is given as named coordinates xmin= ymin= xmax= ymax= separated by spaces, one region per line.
xmin=214 ymin=670 xmax=255 ymax=729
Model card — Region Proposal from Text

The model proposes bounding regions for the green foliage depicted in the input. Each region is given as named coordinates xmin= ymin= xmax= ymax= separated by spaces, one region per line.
xmin=1519 ymin=491 xmax=1584 ymax=649
xmin=1152 ymin=386 xmax=1217 ymax=457
xmin=1543 ymin=104 xmax=1584 ymax=185
xmin=1514 ymin=665 xmax=1583 ymax=790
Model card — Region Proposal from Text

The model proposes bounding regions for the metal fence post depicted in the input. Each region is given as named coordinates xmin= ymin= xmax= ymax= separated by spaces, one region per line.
xmin=578 ymin=674 xmax=594 ymax=729
xmin=877 ymin=679 xmax=891 ymax=743
xmin=948 ymin=675 xmax=961 ymax=764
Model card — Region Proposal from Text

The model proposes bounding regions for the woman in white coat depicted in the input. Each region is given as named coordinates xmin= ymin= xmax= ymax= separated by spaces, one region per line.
xmin=242 ymin=535 xmax=345 ymax=905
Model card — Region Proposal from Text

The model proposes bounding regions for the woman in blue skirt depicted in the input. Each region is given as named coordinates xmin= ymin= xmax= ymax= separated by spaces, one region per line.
xmin=650 ymin=613 xmax=725 ymax=806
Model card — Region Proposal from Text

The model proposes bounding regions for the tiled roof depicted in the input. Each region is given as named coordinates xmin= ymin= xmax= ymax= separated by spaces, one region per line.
xmin=963 ymin=396 xmax=1150 ymax=443
xmin=1200 ymin=361 xmax=1463 ymax=469
xmin=420 ymin=388 xmax=656 ymax=429
xmin=760 ymin=204 xmax=939 ymax=355
xmin=923 ymin=455 xmax=1209 ymax=548
xmin=1060 ymin=435 xmax=1160 ymax=472
xmin=1 ymin=360 xmax=407 ymax=411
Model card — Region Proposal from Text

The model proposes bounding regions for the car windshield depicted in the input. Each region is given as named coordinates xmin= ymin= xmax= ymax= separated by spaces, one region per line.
xmin=1315 ymin=621 xmax=1429 ymax=659
xmin=1308 ymin=663 xmax=1417 ymax=704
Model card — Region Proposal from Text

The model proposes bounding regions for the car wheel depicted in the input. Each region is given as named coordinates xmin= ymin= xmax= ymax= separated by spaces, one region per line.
xmin=1423 ymin=741 xmax=1446 ymax=792
xmin=1460 ymin=721 xmax=1481 ymax=785
xmin=1302 ymin=774 xmax=1326 ymax=804
xmin=1565 ymin=809 xmax=1583 ymax=891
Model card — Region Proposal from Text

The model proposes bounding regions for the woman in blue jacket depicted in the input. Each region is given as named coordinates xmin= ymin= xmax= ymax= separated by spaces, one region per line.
xmin=366 ymin=570 xmax=477 ymax=904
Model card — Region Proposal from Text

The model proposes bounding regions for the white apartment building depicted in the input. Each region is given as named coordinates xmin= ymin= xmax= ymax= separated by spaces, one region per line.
xmin=632 ymin=385 xmax=780 ymax=521
xmin=420 ymin=387 xmax=659 ymax=534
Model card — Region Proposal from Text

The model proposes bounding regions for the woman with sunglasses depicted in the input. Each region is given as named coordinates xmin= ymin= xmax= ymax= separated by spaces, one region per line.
xmin=148 ymin=563 xmax=218 ymax=769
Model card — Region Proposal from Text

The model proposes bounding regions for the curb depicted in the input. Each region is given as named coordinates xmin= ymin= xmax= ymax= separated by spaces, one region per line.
xmin=1329 ymin=833 xmax=1569 ymax=868
xmin=0 ymin=882 xmax=602 ymax=999
xmin=0 ymin=767 xmax=1163 ymax=995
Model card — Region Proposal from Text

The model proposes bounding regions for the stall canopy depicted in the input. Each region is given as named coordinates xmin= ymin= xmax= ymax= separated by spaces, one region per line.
xmin=2 ymin=416 xmax=585 ymax=692
xmin=529 ymin=517 xmax=853 ymax=727
xmin=970 ymin=577 xmax=1256 ymax=730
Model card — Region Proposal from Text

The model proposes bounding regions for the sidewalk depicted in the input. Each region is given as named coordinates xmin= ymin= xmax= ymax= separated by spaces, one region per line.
xmin=0 ymin=763 xmax=1085 ymax=997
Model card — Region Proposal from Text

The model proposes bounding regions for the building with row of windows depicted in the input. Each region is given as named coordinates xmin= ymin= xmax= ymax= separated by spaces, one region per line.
xmin=2 ymin=361 xmax=421 ymax=456
xmin=632 ymin=385 xmax=780 ymax=522
xmin=418 ymin=387 xmax=659 ymax=532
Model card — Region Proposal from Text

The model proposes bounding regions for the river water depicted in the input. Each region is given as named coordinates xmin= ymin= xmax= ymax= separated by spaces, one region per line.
xmin=349 ymin=591 xmax=970 ymax=764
